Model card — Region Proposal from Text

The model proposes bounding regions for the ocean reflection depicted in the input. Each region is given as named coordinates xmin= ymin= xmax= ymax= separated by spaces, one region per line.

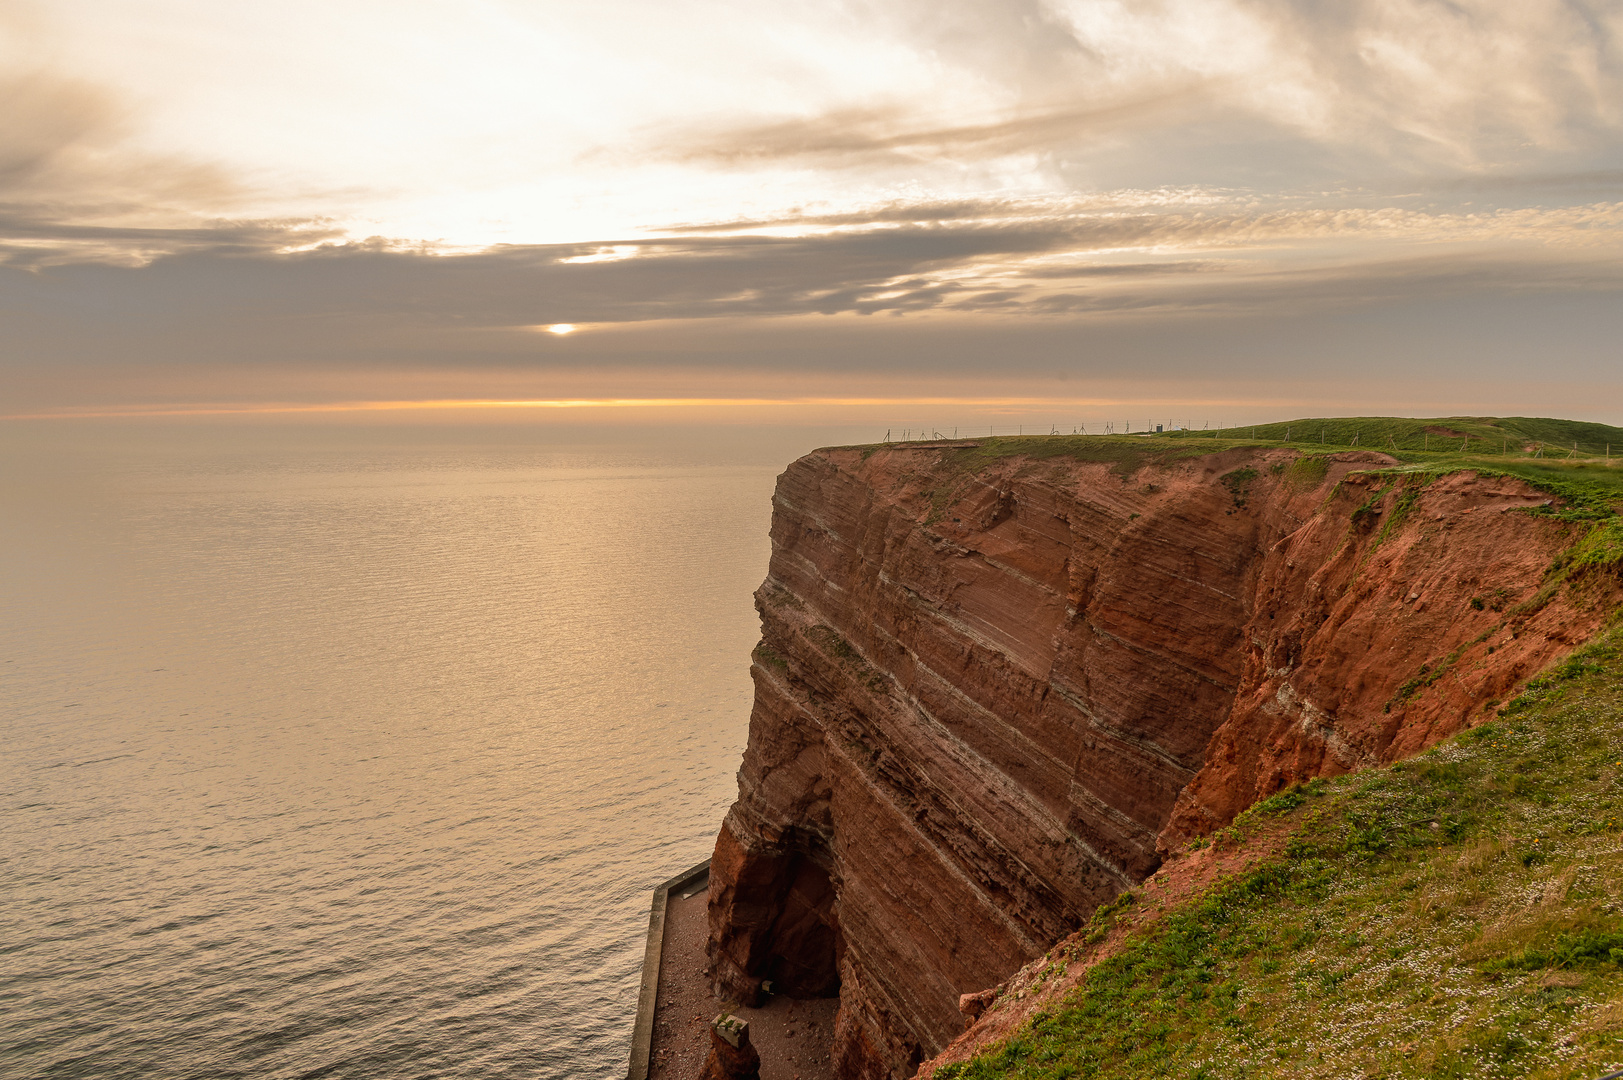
xmin=0 ymin=428 xmax=791 ymax=1079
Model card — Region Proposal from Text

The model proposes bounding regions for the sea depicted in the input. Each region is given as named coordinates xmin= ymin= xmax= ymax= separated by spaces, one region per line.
xmin=0 ymin=421 xmax=862 ymax=1080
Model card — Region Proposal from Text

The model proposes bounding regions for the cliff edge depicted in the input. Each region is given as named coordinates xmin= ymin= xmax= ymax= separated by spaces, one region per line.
xmin=703 ymin=437 xmax=1619 ymax=1080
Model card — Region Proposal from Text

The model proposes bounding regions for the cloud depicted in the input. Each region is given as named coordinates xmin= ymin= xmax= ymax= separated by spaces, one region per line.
xmin=6 ymin=0 xmax=1623 ymax=256
xmin=0 ymin=207 xmax=347 ymax=269
xmin=1250 ymin=0 xmax=1623 ymax=163
xmin=4 ymin=204 xmax=1621 ymax=373
xmin=0 ymin=12 xmax=276 ymax=267
xmin=0 ymin=69 xmax=115 ymax=185
xmin=2 ymin=0 xmax=1623 ymax=416
xmin=640 ymin=89 xmax=1208 ymax=169
xmin=0 ymin=66 xmax=241 ymax=210
xmin=627 ymin=0 xmax=1623 ymax=191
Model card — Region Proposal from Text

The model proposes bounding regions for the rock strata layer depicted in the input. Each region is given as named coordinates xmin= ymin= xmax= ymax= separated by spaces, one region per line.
xmin=705 ymin=442 xmax=1615 ymax=1080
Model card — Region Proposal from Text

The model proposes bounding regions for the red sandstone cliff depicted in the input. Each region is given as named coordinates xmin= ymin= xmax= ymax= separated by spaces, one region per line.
xmin=704 ymin=441 xmax=1617 ymax=1080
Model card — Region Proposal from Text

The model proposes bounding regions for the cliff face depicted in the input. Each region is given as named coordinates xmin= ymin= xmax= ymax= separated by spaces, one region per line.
xmin=704 ymin=442 xmax=1613 ymax=1080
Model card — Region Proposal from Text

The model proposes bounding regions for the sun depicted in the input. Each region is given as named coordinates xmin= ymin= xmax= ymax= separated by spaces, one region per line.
xmin=546 ymin=323 xmax=577 ymax=335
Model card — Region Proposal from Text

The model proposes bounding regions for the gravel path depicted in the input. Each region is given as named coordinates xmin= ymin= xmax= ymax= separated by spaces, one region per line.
xmin=648 ymin=890 xmax=837 ymax=1080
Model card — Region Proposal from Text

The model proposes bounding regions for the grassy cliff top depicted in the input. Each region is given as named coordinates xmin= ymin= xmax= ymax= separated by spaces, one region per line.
xmin=1163 ymin=416 xmax=1623 ymax=458
xmin=933 ymin=621 xmax=1623 ymax=1080
xmin=855 ymin=416 xmax=1623 ymax=517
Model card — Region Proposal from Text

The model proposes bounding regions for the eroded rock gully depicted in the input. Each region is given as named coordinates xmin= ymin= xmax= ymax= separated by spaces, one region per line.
xmin=703 ymin=443 xmax=1616 ymax=1080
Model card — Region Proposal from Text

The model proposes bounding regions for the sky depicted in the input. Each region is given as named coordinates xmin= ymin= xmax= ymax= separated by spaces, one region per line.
xmin=3 ymin=0 xmax=1622 ymax=426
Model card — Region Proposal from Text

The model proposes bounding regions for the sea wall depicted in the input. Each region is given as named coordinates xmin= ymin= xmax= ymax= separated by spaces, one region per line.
xmin=703 ymin=441 xmax=1613 ymax=1080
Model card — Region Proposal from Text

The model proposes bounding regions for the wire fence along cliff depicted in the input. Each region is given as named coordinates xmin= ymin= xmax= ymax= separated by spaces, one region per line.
xmin=880 ymin=420 xmax=1217 ymax=440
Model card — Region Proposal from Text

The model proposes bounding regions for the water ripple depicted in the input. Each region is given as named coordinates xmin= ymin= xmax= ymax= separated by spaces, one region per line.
xmin=1 ymin=440 xmax=775 ymax=1079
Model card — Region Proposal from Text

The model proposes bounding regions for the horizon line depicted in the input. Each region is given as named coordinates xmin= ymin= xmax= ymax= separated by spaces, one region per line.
xmin=1 ymin=396 xmax=1283 ymax=421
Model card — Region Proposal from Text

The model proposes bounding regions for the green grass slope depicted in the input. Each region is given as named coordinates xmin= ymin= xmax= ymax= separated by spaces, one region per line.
xmin=933 ymin=624 xmax=1623 ymax=1080
xmin=1162 ymin=416 xmax=1623 ymax=457
xmin=1159 ymin=417 xmax=1623 ymax=509
xmin=860 ymin=416 xmax=1623 ymax=521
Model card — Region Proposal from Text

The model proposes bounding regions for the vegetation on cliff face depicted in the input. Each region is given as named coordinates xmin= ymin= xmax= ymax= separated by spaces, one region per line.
xmin=1160 ymin=415 xmax=1623 ymax=459
xmin=855 ymin=415 xmax=1623 ymax=522
xmin=931 ymin=621 xmax=1623 ymax=1080
xmin=1163 ymin=415 xmax=1623 ymax=517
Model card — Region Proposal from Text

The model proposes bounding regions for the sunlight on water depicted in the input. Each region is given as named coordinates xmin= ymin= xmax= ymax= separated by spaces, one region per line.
xmin=0 ymin=424 xmax=844 ymax=1079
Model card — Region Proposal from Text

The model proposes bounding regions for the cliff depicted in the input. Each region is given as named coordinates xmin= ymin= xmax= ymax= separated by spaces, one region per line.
xmin=703 ymin=437 xmax=1620 ymax=1080
xmin=919 ymin=618 xmax=1623 ymax=1078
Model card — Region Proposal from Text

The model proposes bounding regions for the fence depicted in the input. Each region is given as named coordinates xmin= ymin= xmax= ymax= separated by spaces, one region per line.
xmin=880 ymin=421 xmax=1227 ymax=441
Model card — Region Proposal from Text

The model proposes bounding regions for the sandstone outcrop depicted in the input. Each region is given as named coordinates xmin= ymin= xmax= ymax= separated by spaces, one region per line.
xmin=699 ymin=1015 xmax=761 ymax=1080
xmin=704 ymin=440 xmax=1617 ymax=1080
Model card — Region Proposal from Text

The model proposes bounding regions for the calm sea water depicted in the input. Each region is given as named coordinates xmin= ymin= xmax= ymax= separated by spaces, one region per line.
xmin=0 ymin=423 xmax=851 ymax=1080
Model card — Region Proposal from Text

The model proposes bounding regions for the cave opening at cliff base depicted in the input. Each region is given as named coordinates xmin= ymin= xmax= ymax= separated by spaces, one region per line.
xmin=761 ymin=854 xmax=842 ymax=1000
